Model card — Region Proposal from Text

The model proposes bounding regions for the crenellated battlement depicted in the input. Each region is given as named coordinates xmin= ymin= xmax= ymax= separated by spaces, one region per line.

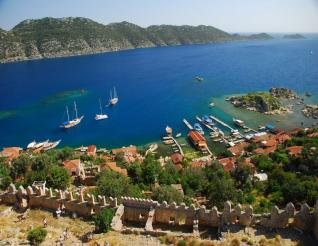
xmin=0 ymin=184 xmax=117 ymax=217
xmin=1 ymin=184 xmax=318 ymax=240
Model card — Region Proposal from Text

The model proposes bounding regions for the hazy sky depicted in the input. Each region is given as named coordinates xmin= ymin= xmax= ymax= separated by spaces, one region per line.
xmin=0 ymin=0 xmax=318 ymax=32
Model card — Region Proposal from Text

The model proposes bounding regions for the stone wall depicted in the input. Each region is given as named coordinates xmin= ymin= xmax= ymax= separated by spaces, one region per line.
xmin=0 ymin=184 xmax=117 ymax=218
xmin=116 ymin=197 xmax=318 ymax=240
xmin=1 ymin=185 xmax=317 ymax=241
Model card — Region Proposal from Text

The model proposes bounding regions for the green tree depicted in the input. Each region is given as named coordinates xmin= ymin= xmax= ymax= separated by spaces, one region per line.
xmin=10 ymin=154 xmax=33 ymax=179
xmin=159 ymin=163 xmax=180 ymax=185
xmin=31 ymin=154 xmax=56 ymax=171
xmin=231 ymin=163 xmax=253 ymax=191
xmin=0 ymin=159 xmax=12 ymax=189
xmin=94 ymin=208 xmax=115 ymax=233
xmin=46 ymin=166 xmax=70 ymax=189
xmin=151 ymin=185 xmax=183 ymax=204
xmin=26 ymin=171 xmax=47 ymax=186
xmin=96 ymin=170 xmax=142 ymax=198
xmin=27 ymin=227 xmax=47 ymax=245
xmin=181 ymin=167 xmax=206 ymax=196
xmin=141 ymin=156 xmax=162 ymax=185
xmin=204 ymin=162 xmax=238 ymax=208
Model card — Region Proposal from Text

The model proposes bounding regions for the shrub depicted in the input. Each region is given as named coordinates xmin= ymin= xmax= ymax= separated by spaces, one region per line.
xmin=178 ymin=239 xmax=187 ymax=246
xmin=94 ymin=208 xmax=115 ymax=233
xmin=27 ymin=227 xmax=47 ymax=245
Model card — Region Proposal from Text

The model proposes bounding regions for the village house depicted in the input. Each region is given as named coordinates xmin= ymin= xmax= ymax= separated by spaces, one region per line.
xmin=170 ymin=152 xmax=183 ymax=171
xmin=63 ymin=159 xmax=83 ymax=176
xmin=111 ymin=145 xmax=142 ymax=163
xmin=228 ymin=141 xmax=249 ymax=156
xmin=218 ymin=157 xmax=236 ymax=172
xmin=286 ymin=146 xmax=303 ymax=156
xmin=0 ymin=147 xmax=22 ymax=162
xmin=188 ymin=130 xmax=207 ymax=151
xmin=87 ymin=145 xmax=97 ymax=156
xmin=101 ymin=162 xmax=128 ymax=176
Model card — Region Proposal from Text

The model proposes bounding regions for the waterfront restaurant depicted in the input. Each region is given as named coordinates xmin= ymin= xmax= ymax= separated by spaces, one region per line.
xmin=188 ymin=130 xmax=207 ymax=151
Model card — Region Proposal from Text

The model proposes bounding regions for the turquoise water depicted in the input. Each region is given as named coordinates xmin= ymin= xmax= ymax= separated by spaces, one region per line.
xmin=0 ymin=38 xmax=317 ymax=148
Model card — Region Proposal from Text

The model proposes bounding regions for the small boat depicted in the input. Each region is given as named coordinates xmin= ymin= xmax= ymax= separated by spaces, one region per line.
xmin=176 ymin=133 xmax=182 ymax=138
xmin=27 ymin=140 xmax=36 ymax=149
xmin=195 ymin=76 xmax=204 ymax=82
xmin=43 ymin=140 xmax=61 ymax=150
xmin=209 ymin=102 xmax=215 ymax=108
xmin=108 ymin=87 xmax=119 ymax=106
xmin=34 ymin=139 xmax=49 ymax=149
xmin=95 ymin=99 xmax=108 ymax=120
xmin=202 ymin=115 xmax=214 ymax=126
xmin=166 ymin=126 xmax=173 ymax=135
xmin=231 ymin=129 xmax=240 ymax=137
xmin=163 ymin=139 xmax=174 ymax=145
xmin=305 ymin=92 xmax=312 ymax=97
xmin=233 ymin=118 xmax=245 ymax=127
xmin=61 ymin=101 xmax=84 ymax=129
xmin=194 ymin=123 xmax=204 ymax=135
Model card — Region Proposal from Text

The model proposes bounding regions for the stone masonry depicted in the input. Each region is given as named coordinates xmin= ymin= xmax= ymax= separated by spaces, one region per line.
xmin=1 ymin=184 xmax=318 ymax=240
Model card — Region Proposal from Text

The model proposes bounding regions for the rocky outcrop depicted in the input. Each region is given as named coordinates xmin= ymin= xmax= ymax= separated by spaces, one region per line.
xmin=0 ymin=17 xmax=274 ymax=63
xmin=269 ymin=87 xmax=299 ymax=99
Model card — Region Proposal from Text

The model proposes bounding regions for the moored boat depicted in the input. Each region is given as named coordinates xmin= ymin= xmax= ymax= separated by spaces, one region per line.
xmin=34 ymin=139 xmax=49 ymax=149
xmin=95 ymin=99 xmax=108 ymax=120
xmin=202 ymin=115 xmax=214 ymax=126
xmin=27 ymin=140 xmax=36 ymax=149
xmin=165 ymin=126 xmax=173 ymax=135
xmin=194 ymin=123 xmax=204 ymax=135
xmin=43 ymin=140 xmax=61 ymax=150
xmin=176 ymin=133 xmax=182 ymax=138
xmin=60 ymin=101 xmax=84 ymax=129
xmin=195 ymin=76 xmax=204 ymax=82
xmin=108 ymin=87 xmax=119 ymax=106
xmin=233 ymin=118 xmax=245 ymax=127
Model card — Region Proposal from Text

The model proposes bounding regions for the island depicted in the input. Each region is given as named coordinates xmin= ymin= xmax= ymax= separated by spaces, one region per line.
xmin=227 ymin=87 xmax=298 ymax=114
xmin=283 ymin=34 xmax=306 ymax=39
xmin=0 ymin=17 xmax=273 ymax=63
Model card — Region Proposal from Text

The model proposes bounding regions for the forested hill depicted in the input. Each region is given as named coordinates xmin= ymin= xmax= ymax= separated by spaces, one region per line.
xmin=0 ymin=17 xmax=273 ymax=63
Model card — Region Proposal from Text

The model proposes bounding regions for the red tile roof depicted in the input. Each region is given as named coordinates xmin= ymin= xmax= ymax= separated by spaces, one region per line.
xmin=188 ymin=130 xmax=206 ymax=142
xmin=87 ymin=145 xmax=96 ymax=156
xmin=286 ymin=146 xmax=303 ymax=156
xmin=308 ymin=132 xmax=318 ymax=138
xmin=218 ymin=157 xmax=236 ymax=172
xmin=228 ymin=141 xmax=249 ymax=156
xmin=112 ymin=146 xmax=137 ymax=155
xmin=101 ymin=162 xmax=128 ymax=176
xmin=190 ymin=160 xmax=207 ymax=168
xmin=63 ymin=159 xmax=81 ymax=174
xmin=1 ymin=147 xmax=22 ymax=161
xmin=171 ymin=153 xmax=183 ymax=165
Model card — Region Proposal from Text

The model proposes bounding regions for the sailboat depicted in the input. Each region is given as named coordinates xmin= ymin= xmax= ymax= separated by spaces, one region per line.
xmin=95 ymin=99 xmax=108 ymax=120
xmin=60 ymin=101 xmax=84 ymax=129
xmin=109 ymin=87 xmax=119 ymax=106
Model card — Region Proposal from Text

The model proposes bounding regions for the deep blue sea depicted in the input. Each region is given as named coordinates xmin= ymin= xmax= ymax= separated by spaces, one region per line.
xmin=0 ymin=38 xmax=318 ymax=149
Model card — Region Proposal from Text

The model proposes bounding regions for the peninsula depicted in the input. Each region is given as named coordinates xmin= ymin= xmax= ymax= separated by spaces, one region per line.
xmin=0 ymin=17 xmax=273 ymax=63
xmin=227 ymin=88 xmax=298 ymax=114
xmin=283 ymin=34 xmax=306 ymax=39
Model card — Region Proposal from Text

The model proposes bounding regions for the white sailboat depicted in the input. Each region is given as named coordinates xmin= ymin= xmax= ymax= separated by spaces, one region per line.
xmin=109 ymin=87 xmax=119 ymax=106
xmin=95 ymin=99 xmax=108 ymax=120
xmin=27 ymin=140 xmax=37 ymax=149
xmin=60 ymin=101 xmax=84 ymax=128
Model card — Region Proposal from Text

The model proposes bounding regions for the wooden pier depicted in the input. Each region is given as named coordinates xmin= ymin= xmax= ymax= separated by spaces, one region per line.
xmin=165 ymin=136 xmax=184 ymax=156
xmin=183 ymin=118 xmax=193 ymax=130
xmin=209 ymin=115 xmax=235 ymax=131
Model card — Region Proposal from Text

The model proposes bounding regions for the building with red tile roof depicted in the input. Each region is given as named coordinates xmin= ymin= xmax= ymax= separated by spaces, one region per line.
xmin=63 ymin=159 xmax=82 ymax=176
xmin=190 ymin=160 xmax=208 ymax=168
xmin=188 ymin=131 xmax=207 ymax=150
xmin=1 ymin=147 xmax=22 ymax=162
xmin=228 ymin=141 xmax=249 ymax=156
xmin=286 ymin=146 xmax=303 ymax=156
xmin=111 ymin=145 xmax=137 ymax=155
xmin=308 ymin=132 xmax=318 ymax=138
xmin=218 ymin=157 xmax=236 ymax=172
xmin=170 ymin=153 xmax=183 ymax=166
xmin=101 ymin=162 xmax=128 ymax=176
xmin=87 ymin=145 xmax=97 ymax=156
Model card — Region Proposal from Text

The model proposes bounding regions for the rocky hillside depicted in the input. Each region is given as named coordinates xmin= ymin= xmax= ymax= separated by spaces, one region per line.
xmin=283 ymin=34 xmax=306 ymax=39
xmin=0 ymin=17 xmax=273 ymax=63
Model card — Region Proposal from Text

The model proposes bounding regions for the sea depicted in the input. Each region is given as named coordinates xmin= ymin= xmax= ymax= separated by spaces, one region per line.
xmin=0 ymin=37 xmax=318 ymax=149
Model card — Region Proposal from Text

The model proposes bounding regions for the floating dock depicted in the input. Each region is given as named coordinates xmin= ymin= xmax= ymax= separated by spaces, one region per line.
xmin=183 ymin=118 xmax=193 ymax=130
xmin=164 ymin=136 xmax=184 ymax=156
xmin=209 ymin=115 xmax=235 ymax=131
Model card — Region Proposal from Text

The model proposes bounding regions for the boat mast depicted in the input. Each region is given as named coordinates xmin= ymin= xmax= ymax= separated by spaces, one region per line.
xmin=110 ymin=90 xmax=113 ymax=100
xmin=66 ymin=106 xmax=70 ymax=122
xmin=74 ymin=101 xmax=78 ymax=119
xmin=99 ymin=99 xmax=103 ymax=114
xmin=114 ymin=87 xmax=117 ymax=98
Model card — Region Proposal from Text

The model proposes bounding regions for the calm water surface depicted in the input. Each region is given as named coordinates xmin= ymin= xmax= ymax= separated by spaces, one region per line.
xmin=0 ymin=38 xmax=317 ymax=148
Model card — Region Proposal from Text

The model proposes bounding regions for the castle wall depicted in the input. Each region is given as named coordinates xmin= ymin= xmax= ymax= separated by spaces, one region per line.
xmin=1 ymin=185 xmax=318 ymax=241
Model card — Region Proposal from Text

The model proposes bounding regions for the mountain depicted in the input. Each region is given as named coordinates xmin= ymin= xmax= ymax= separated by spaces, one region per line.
xmin=283 ymin=34 xmax=306 ymax=39
xmin=0 ymin=17 xmax=273 ymax=63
